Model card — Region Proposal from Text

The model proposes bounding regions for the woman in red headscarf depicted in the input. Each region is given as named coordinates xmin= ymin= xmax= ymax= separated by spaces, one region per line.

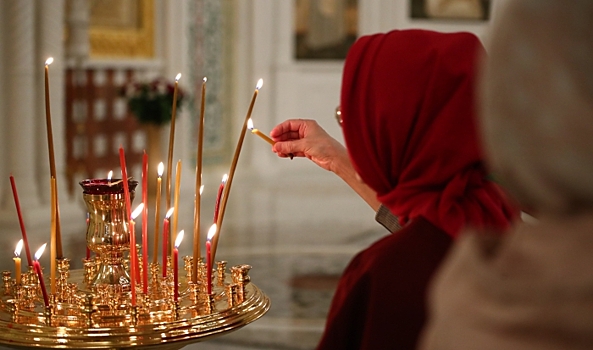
xmin=271 ymin=29 xmax=516 ymax=349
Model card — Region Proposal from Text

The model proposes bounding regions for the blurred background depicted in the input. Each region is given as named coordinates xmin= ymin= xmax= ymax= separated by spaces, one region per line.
xmin=0 ymin=1 xmax=500 ymax=348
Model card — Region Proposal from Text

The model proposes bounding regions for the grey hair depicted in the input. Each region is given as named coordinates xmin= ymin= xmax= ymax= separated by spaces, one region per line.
xmin=480 ymin=0 xmax=593 ymax=215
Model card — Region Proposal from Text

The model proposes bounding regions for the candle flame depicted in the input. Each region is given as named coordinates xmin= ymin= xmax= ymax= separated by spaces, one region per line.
xmin=157 ymin=162 xmax=164 ymax=177
xmin=256 ymin=78 xmax=263 ymax=90
xmin=175 ymin=73 xmax=182 ymax=82
xmin=200 ymin=185 xmax=204 ymax=195
xmin=34 ymin=243 xmax=47 ymax=261
xmin=222 ymin=174 xmax=228 ymax=184
xmin=203 ymin=77 xmax=208 ymax=83
xmin=131 ymin=203 xmax=144 ymax=220
xmin=207 ymin=224 xmax=217 ymax=240
xmin=247 ymin=118 xmax=254 ymax=130
xmin=107 ymin=170 xmax=113 ymax=181
xmin=174 ymin=230 xmax=184 ymax=248
xmin=45 ymin=57 xmax=54 ymax=66
xmin=165 ymin=207 xmax=175 ymax=219
xmin=14 ymin=239 xmax=23 ymax=257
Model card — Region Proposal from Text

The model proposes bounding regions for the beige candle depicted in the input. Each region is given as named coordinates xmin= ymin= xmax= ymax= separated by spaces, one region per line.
xmin=247 ymin=118 xmax=275 ymax=145
xmin=13 ymin=240 xmax=23 ymax=285
xmin=212 ymin=79 xmax=263 ymax=263
xmin=193 ymin=77 xmax=207 ymax=282
xmin=153 ymin=162 xmax=164 ymax=264
xmin=166 ymin=73 xmax=182 ymax=212
xmin=172 ymin=160 xmax=182 ymax=256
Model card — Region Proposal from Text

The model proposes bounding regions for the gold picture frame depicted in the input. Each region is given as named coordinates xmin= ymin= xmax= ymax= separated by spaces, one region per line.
xmin=89 ymin=0 xmax=154 ymax=58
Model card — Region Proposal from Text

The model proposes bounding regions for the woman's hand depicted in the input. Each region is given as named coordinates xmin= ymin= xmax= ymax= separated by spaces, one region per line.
xmin=271 ymin=119 xmax=381 ymax=211
xmin=270 ymin=119 xmax=349 ymax=173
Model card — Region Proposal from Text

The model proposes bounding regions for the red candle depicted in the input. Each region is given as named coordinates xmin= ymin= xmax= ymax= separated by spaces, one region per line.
xmin=141 ymin=151 xmax=148 ymax=294
xmin=33 ymin=244 xmax=50 ymax=308
xmin=130 ymin=204 xmax=143 ymax=306
xmin=206 ymin=224 xmax=217 ymax=294
xmin=9 ymin=176 xmax=33 ymax=267
xmin=213 ymin=174 xmax=228 ymax=223
xmin=130 ymin=221 xmax=137 ymax=306
xmin=162 ymin=208 xmax=174 ymax=277
xmin=173 ymin=230 xmax=185 ymax=302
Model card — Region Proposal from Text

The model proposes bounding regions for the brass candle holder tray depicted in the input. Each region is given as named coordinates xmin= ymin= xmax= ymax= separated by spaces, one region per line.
xmin=0 ymin=259 xmax=270 ymax=349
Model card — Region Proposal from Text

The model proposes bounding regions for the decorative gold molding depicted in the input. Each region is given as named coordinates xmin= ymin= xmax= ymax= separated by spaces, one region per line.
xmin=89 ymin=0 xmax=154 ymax=58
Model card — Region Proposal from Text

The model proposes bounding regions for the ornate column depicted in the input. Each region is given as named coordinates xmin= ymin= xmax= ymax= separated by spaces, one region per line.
xmin=3 ymin=0 xmax=40 ymax=209
xmin=65 ymin=0 xmax=89 ymax=62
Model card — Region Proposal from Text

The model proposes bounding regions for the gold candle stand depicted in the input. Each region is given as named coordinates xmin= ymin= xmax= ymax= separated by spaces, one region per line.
xmin=0 ymin=259 xmax=269 ymax=349
xmin=0 ymin=179 xmax=270 ymax=349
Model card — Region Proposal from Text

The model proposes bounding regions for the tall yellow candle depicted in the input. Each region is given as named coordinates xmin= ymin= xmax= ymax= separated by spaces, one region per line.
xmin=13 ymin=240 xmax=23 ymax=286
xmin=172 ymin=160 xmax=182 ymax=256
xmin=166 ymin=73 xmax=182 ymax=213
xmin=50 ymin=177 xmax=57 ymax=295
xmin=44 ymin=58 xmax=56 ymax=179
xmin=44 ymin=57 xmax=62 ymax=259
xmin=212 ymin=79 xmax=263 ymax=264
xmin=193 ymin=77 xmax=207 ymax=282
xmin=153 ymin=162 xmax=164 ymax=264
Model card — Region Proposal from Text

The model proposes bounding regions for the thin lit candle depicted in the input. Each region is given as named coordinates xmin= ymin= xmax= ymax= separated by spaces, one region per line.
xmin=247 ymin=118 xmax=275 ymax=145
xmin=44 ymin=57 xmax=63 ymax=259
xmin=166 ymin=73 xmax=182 ymax=213
xmin=213 ymin=174 xmax=228 ymax=223
xmin=153 ymin=162 xmax=164 ymax=264
xmin=206 ymin=224 xmax=217 ymax=294
xmin=162 ymin=208 xmax=174 ymax=277
xmin=50 ymin=177 xmax=57 ymax=295
xmin=212 ymin=79 xmax=263 ymax=262
xmin=193 ymin=77 xmax=207 ymax=282
xmin=173 ymin=230 xmax=184 ymax=302
xmin=172 ymin=160 xmax=181 ymax=256
xmin=130 ymin=204 xmax=144 ymax=306
xmin=141 ymin=151 xmax=149 ymax=294
xmin=33 ymin=244 xmax=50 ymax=308
xmin=9 ymin=176 xmax=32 ymax=266
xmin=13 ymin=240 xmax=23 ymax=286
xmin=44 ymin=57 xmax=56 ymax=178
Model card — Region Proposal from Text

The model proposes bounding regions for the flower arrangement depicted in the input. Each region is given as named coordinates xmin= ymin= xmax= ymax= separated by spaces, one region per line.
xmin=120 ymin=77 xmax=186 ymax=126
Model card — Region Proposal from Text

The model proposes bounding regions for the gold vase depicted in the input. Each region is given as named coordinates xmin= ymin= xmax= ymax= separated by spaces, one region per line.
xmin=80 ymin=179 xmax=138 ymax=287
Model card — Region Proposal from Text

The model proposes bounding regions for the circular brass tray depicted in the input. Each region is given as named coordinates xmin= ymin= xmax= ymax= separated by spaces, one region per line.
xmin=0 ymin=269 xmax=270 ymax=349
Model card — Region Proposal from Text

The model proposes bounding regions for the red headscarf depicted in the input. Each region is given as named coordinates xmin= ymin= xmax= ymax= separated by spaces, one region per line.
xmin=341 ymin=29 xmax=516 ymax=237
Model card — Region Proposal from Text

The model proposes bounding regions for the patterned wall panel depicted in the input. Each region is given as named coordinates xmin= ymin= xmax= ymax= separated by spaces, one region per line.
xmin=187 ymin=0 xmax=230 ymax=165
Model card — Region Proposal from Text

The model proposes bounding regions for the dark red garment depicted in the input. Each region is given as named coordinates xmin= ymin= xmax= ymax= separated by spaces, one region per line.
xmin=317 ymin=217 xmax=451 ymax=350
xmin=341 ymin=30 xmax=516 ymax=238
xmin=317 ymin=30 xmax=517 ymax=350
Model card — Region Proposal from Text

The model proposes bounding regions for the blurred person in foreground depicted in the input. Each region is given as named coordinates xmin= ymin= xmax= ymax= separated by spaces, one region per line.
xmin=420 ymin=0 xmax=593 ymax=349
xmin=271 ymin=29 xmax=517 ymax=350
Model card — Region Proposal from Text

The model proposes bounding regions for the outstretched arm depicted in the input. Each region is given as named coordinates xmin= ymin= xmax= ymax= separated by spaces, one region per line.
xmin=270 ymin=119 xmax=381 ymax=211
